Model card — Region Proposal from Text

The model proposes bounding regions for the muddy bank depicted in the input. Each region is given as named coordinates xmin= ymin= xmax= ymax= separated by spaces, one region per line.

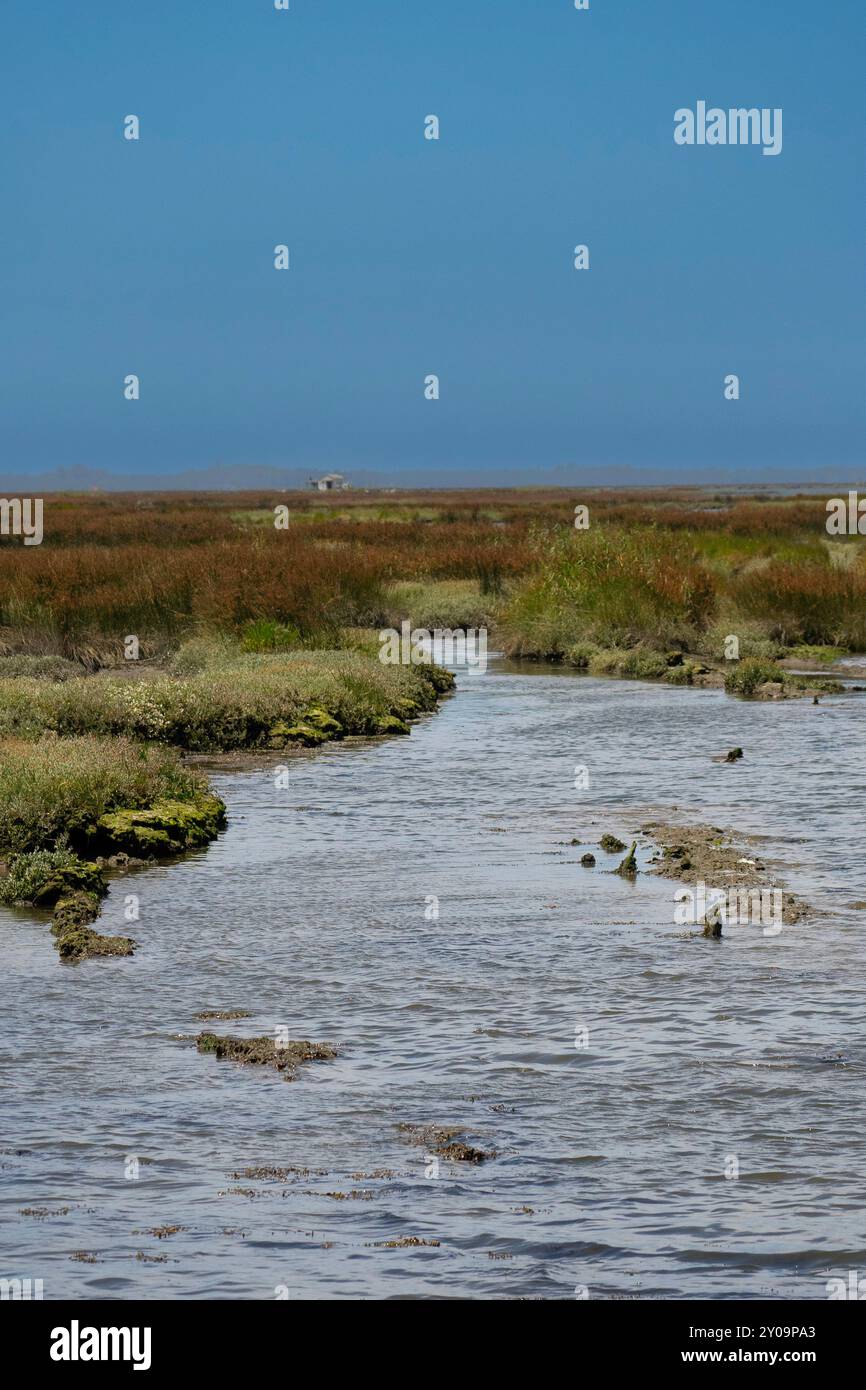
xmin=82 ymin=793 xmax=226 ymax=858
xmin=567 ymin=814 xmax=810 ymax=932
xmin=50 ymin=889 xmax=136 ymax=963
xmin=637 ymin=819 xmax=809 ymax=928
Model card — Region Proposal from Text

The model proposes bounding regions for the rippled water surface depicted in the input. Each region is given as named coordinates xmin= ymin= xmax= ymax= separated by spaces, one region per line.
xmin=2 ymin=662 xmax=865 ymax=1299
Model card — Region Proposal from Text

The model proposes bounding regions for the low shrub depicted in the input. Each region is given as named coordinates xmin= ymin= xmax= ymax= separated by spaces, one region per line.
xmin=0 ymin=847 xmax=105 ymax=906
xmin=724 ymin=658 xmax=787 ymax=697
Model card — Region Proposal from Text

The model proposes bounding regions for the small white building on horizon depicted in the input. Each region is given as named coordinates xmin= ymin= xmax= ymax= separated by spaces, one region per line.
xmin=310 ymin=473 xmax=350 ymax=492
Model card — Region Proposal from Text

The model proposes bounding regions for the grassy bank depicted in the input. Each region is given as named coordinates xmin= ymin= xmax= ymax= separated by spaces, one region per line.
xmin=500 ymin=524 xmax=861 ymax=696
xmin=0 ymin=646 xmax=454 ymax=750
xmin=0 ymin=735 xmax=222 ymax=855
xmin=0 ymin=735 xmax=225 ymax=961
xmin=0 ymin=635 xmax=454 ymax=962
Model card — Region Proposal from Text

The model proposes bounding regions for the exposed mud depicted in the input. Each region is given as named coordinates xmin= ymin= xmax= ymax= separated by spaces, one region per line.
xmin=398 ymin=1123 xmax=495 ymax=1164
xmin=195 ymin=1032 xmax=338 ymax=1080
xmin=195 ymin=1009 xmax=252 ymax=1022
xmin=372 ymin=1236 xmax=440 ymax=1248
xmin=227 ymin=1165 xmax=326 ymax=1182
xmin=641 ymin=819 xmax=808 ymax=925
xmin=50 ymin=889 xmax=136 ymax=962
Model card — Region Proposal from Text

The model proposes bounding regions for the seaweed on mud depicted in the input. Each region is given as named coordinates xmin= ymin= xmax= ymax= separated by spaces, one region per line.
xmin=644 ymin=821 xmax=809 ymax=926
xmin=397 ymin=1123 xmax=494 ymax=1164
xmin=195 ymin=1009 xmax=252 ymax=1021
xmin=614 ymin=842 xmax=638 ymax=877
xmin=599 ymin=834 xmax=626 ymax=853
xmin=50 ymin=890 xmax=136 ymax=962
xmin=87 ymin=793 xmax=226 ymax=859
xmin=195 ymin=1032 xmax=337 ymax=1080
xmin=372 ymin=1237 xmax=440 ymax=1248
xmin=228 ymin=1166 xmax=326 ymax=1182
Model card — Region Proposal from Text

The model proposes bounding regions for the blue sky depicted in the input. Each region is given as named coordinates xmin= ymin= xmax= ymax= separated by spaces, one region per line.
xmin=2 ymin=0 xmax=863 ymax=488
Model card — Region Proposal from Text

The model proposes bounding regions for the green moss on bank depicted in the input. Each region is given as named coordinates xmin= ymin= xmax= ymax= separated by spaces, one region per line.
xmin=50 ymin=889 xmax=135 ymax=963
xmin=89 ymin=793 xmax=226 ymax=857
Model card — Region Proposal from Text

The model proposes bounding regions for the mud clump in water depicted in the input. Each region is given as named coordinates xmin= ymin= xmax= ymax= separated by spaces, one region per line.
xmin=398 ymin=1123 xmax=494 ymax=1164
xmin=50 ymin=891 xmax=136 ymax=962
xmin=600 ymin=834 xmax=626 ymax=853
xmin=228 ymin=1165 xmax=325 ymax=1182
xmin=196 ymin=1032 xmax=337 ymax=1080
xmin=195 ymin=1009 xmax=252 ymax=1021
xmin=644 ymin=821 xmax=808 ymax=925
xmin=372 ymin=1236 xmax=440 ymax=1248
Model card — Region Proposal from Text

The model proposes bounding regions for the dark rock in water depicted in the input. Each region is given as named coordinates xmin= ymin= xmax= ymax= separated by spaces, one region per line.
xmin=600 ymin=834 xmax=626 ymax=854
xmin=580 ymin=853 xmax=596 ymax=867
xmin=724 ymin=748 xmax=744 ymax=762
xmin=614 ymin=842 xmax=638 ymax=877
xmin=702 ymin=903 xmax=724 ymax=938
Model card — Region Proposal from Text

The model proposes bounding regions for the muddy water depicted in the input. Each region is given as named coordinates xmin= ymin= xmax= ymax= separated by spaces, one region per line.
xmin=2 ymin=661 xmax=865 ymax=1301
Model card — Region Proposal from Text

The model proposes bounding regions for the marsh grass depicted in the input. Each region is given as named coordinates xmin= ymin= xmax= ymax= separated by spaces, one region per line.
xmin=383 ymin=580 xmax=491 ymax=631
xmin=0 ymin=846 xmax=81 ymax=903
xmin=2 ymin=489 xmax=863 ymax=670
xmin=0 ymin=651 xmax=450 ymax=751
xmin=501 ymin=528 xmax=716 ymax=656
xmin=723 ymin=658 xmax=787 ymax=696
xmin=0 ymin=736 xmax=206 ymax=853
